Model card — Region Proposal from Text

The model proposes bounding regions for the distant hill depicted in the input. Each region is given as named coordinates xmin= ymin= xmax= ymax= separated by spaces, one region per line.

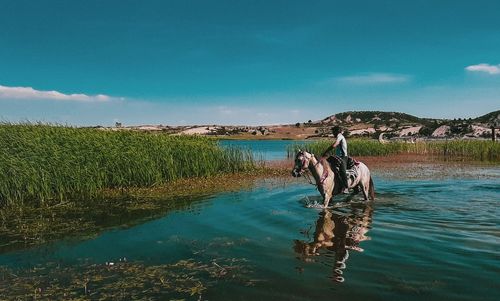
xmin=311 ymin=110 xmax=499 ymax=139
xmin=473 ymin=110 xmax=500 ymax=125
xmin=318 ymin=111 xmax=426 ymax=125
xmin=317 ymin=110 xmax=500 ymax=126
xmin=105 ymin=109 xmax=499 ymax=140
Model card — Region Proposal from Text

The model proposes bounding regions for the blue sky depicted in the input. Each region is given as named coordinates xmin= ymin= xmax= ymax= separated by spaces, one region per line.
xmin=1 ymin=0 xmax=499 ymax=125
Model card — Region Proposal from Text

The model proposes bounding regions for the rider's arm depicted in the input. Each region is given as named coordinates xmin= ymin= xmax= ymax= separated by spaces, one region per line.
xmin=322 ymin=143 xmax=335 ymax=157
xmin=332 ymin=139 xmax=340 ymax=148
xmin=323 ymin=136 xmax=342 ymax=157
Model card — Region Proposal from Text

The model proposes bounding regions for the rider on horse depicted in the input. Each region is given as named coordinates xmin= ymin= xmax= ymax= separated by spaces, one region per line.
xmin=322 ymin=126 xmax=349 ymax=194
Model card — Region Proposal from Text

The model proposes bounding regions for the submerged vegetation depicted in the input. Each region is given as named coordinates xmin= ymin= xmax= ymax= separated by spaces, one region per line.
xmin=0 ymin=171 xmax=287 ymax=252
xmin=0 ymin=124 xmax=256 ymax=207
xmin=0 ymin=255 xmax=255 ymax=300
xmin=288 ymin=139 xmax=500 ymax=161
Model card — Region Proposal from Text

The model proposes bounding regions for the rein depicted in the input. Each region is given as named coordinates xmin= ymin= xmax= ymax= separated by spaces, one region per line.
xmin=299 ymin=155 xmax=329 ymax=186
xmin=303 ymin=171 xmax=316 ymax=186
xmin=317 ymin=158 xmax=329 ymax=185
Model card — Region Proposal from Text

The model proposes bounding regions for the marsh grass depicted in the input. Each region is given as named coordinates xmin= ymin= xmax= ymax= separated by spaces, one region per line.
xmin=0 ymin=257 xmax=253 ymax=300
xmin=287 ymin=139 xmax=500 ymax=161
xmin=0 ymin=124 xmax=256 ymax=207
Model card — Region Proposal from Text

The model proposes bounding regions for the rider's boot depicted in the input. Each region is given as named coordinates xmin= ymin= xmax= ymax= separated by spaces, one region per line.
xmin=342 ymin=179 xmax=350 ymax=194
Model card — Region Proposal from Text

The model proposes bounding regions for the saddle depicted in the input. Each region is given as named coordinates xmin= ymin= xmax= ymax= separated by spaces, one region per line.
xmin=326 ymin=156 xmax=360 ymax=183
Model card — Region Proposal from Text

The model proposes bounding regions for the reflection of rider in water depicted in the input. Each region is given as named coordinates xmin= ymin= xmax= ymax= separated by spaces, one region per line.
xmin=332 ymin=215 xmax=349 ymax=282
xmin=293 ymin=206 xmax=373 ymax=283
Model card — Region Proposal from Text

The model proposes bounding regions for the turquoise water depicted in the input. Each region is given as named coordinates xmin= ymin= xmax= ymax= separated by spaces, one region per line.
xmin=1 ymin=165 xmax=499 ymax=300
xmin=220 ymin=139 xmax=307 ymax=161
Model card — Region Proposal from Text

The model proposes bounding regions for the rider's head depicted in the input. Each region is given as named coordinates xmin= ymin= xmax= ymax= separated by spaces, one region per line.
xmin=331 ymin=126 xmax=341 ymax=136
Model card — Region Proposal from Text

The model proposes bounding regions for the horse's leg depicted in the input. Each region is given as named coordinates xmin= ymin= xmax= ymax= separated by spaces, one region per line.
xmin=323 ymin=181 xmax=334 ymax=208
xmin=362 ymin=176 xmax=372 ymax=201
xmin=323 ymin=192 xmax=331 ymax=208
xmin=317 ymin=185 xmax=328 ymax=207
xmin=352 ymin=184 xmax=360 ymax=195
xmin=363 ymin=185 xmax=369 ymax=201
xmin=359 ymin=182 xmax=368 ymax=201
xmin=368 ymin=176 xmax=375 ymax=200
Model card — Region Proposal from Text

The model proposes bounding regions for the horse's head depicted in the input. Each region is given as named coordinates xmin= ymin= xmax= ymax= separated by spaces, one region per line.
xmin=292 ymin=150 xmax=314 ymax=177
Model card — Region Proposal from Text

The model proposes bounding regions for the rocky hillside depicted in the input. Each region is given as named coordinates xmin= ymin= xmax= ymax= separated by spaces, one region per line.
xmin=308 ymin=110 xmax=500 ymax=139
xmin=318 ymin=111 xmax=426 ymax=126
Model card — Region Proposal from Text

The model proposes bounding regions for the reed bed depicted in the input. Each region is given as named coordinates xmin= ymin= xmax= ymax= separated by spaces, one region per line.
xmin=287 ymin=139 xmax=500 ymax=161
xmin=0 ymin=124 xmax=256 ymax=207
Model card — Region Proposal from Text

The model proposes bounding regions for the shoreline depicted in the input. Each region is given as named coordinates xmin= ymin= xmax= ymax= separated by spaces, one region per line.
xmin=1 ymin=156 xmax=498 ymax=253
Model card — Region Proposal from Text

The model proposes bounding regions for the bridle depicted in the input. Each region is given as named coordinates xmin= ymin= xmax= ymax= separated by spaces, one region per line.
xmin=294 ymin=151 xmax=329 ymax=186
xmin=295 ymin=151 xmax=313 ymax=175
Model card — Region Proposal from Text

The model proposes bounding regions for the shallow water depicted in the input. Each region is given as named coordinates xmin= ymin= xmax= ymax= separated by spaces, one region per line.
xmin=1 ymin=164 xmax=499 ymax=300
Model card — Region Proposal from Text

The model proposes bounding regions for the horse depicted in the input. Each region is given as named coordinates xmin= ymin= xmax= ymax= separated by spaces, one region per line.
xmin=291 ymin=150 xmax=375 ymax=207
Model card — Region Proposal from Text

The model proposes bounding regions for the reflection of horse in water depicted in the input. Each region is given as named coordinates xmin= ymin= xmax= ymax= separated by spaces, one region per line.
xmin=291 ymin=150 xmax=374 ymax=208
xmin=294 ymin=205 xmax=373 ymax=282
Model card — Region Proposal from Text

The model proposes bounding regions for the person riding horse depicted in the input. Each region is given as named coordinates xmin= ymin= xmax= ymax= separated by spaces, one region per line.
xmin=292 ymin=149 xmax=374 ymax=205
xmin=322 ymin=126 xmax=349 ymax=194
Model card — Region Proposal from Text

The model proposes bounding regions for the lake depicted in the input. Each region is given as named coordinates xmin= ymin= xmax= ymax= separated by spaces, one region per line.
xmin=220 ymin=139 xmax=308 ymax=161
xmin=0 ymin=141 xmax=499 ymax=300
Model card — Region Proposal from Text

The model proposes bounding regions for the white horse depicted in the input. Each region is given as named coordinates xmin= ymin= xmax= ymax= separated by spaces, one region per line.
xmin=291 ymin=150 xmax=375 ymax=207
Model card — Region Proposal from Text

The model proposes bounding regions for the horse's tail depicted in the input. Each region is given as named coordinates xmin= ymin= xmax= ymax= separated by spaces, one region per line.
xmin=368 ymin=176 xmax=375 ymax=200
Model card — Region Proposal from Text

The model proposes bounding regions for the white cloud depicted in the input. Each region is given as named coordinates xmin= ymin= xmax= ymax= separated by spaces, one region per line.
xmin=465 ymin=63 xmax=500 ymax=75
xmin=334 ymin=73 xmax=410 ymax=85
xmin=217 ymin=106 xmax=233 ymax=115
xmin=0 ymin=84 xmax=122 ymax=102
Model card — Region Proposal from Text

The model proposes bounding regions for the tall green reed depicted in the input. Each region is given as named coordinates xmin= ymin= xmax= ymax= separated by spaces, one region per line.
xmin=287 ymin=139 xmax=499 ymax=161
xmin=0 ymin=124 xmax=256 ymax=207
